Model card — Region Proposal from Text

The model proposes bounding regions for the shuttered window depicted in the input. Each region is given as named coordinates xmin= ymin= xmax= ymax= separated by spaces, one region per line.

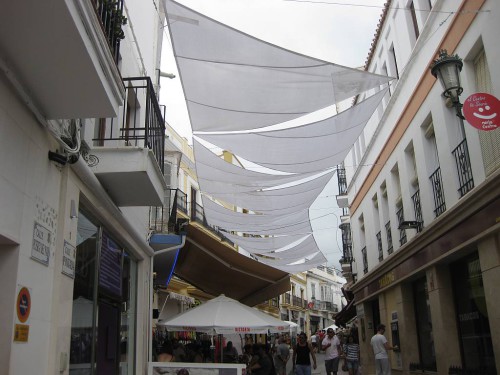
xmin=475 ymin=49 xmax=500 ymax=176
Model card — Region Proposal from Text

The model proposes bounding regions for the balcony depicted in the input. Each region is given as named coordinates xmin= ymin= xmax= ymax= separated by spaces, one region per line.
xmin=336 ymin=165 xmax=349 ymax=208
xmin=0 ymin=0 xmax=125 ymax=119
xmin=90 ymin=77 xmax=166 ymax=206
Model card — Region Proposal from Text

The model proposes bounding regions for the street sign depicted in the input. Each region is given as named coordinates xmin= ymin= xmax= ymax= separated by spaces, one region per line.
xmin=16 ymin=287 xmax=31 ymax=323
xmin=463 ymin=92 xmax=500 ymax=131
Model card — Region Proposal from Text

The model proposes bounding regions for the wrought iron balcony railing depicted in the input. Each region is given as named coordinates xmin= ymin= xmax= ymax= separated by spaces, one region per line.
xmin=92 ymin=0 xmax=126 ymax=64
xmin=337 ymin=164 xmax=348 ymax=195
xmin=376 ymin=231 xmax=383 ymax=261
xmin=411 ymin=189 xmax=424 ymax=233
xmin=93 ymin=77 xmax=165 ymax=173
xmin=452 ymin=139 xmax=474 ymax=198
xmin=396 ymin=207 xmax=407 ymax=246
xmin=429 ymin=167 xmax=446 ymax=217
xmin=361 ymin=246 xmax=368 ymax=274
xmin=385 ymin=221 xmax=393 ymax=254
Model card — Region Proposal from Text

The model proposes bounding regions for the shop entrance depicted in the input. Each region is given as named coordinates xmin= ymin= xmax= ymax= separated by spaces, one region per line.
xmin=96 ymin=301 xmax=120 ymax=375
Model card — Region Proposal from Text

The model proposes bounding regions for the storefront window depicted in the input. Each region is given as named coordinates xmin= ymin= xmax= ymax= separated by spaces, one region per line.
xmin=70 ymin=211 xmax=137 ymax=375
xmin=413 ymin=277 xmax=436 ymax=371
xmin=451 ymin=252 xmax=495 ymax=373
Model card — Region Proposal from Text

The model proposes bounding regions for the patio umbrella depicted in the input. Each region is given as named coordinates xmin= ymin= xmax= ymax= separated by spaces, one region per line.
xmin=325 ymin=323 xmax=339 ymax=331
xmin=158 ymin=294 xmax=289 ymax=335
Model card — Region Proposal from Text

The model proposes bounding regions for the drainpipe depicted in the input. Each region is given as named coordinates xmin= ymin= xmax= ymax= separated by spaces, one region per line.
xmin=149 ymin=234 xmax=186 ymax=364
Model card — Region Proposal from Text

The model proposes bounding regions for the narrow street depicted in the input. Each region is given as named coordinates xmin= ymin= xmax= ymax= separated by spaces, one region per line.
xmin=285 ymin=352 xmax=351 ymax=375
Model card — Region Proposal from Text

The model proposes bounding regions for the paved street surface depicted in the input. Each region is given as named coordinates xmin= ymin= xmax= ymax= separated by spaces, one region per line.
xmin=285 ymin=352 xmax=351 ymax=375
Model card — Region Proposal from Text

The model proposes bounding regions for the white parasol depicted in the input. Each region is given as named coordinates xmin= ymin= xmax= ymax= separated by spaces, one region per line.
xmin=158 ymin=294 xmax=289 ymax=335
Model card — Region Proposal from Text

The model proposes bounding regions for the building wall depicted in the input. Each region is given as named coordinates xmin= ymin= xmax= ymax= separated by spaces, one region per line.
xmin=0 ymin=1 xmax=165 ymax=374
xmin=342 ymin=0 xmax=499 ymax=373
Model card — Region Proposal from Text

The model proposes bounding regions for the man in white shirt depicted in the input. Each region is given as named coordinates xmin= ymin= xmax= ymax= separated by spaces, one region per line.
xmin=321 ymin=328 xmax=342 ymax=375
xmin=370 ymin=324 xmax=397 ymax=375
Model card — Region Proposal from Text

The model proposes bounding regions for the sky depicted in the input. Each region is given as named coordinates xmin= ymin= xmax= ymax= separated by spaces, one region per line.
xmin=158 ymin=0 xmax=386 ymax=270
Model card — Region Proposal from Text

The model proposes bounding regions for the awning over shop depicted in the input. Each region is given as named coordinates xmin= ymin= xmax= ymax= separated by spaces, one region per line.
xmin=154 ymin=224 xmax=290 ymax=307
xmin=334 ymin=298 xmax=356 ymax=327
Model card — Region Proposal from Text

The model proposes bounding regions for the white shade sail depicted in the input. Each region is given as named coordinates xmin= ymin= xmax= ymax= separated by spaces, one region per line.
xmin=194 ymin=139 xmax=321 ymax=190
xmin=255 ymin=252 xmax=321 ymax=266
xmin=201 ymin=170 xmax=334 ymax=215
xmin=201 ymin=197 xmax=312 ymax=235
xmin=164 ymin=0 xmax=393 ymax=132
xmin=261 ymin=252 xmax=328 ymax=273
xmin=222 ymin=233 xmax=311 ymax=254
xmin=198 ymin=88 xmax=388 ymax=173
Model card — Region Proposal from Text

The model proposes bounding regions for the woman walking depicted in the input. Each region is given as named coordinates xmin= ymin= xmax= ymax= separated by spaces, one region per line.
xmin=344 ymin=336 xmax=360 ymax=375
xmin=292 ymin=332 xmax=317 ymax=375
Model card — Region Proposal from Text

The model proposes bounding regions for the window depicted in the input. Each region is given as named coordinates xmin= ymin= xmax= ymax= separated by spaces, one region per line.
xmin=409 ymin=1 xmax=420 ymax=40
xmin=361 ymin=247 xmax=368 ymax=274
xmin=423 ymin=120 xmax=446 ymax=217
xmin=389 ymin=44 xmax=400 ymax=79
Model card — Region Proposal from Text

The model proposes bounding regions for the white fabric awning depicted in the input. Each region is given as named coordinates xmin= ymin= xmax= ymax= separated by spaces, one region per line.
xmin=198 ymin=89 xmax=388 ymax=173
xmin=201 ymin=197 xmax=312 ymax=235
xmin=201 ymin=170 xmax=334 ymax=215
xmin=222 ymin=233 xmax=311 ymax=254
xmin=260 ymin=252 xmax=328 ymax=273
xmin=164 ymin=0 xmax=393 ymax=132
xmin=194 ymin=139 xmax=321 ymax=190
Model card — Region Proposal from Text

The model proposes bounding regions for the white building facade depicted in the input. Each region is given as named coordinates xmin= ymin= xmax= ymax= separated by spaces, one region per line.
xmin=0 ymin=1 xmax=170 ymax=374
xmin=338 ymin=0 xmax=500 ymax=374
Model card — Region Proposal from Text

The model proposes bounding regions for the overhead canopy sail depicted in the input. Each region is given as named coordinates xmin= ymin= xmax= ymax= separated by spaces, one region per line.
xmin=164 ymin=0 xmax=393 ymax=132
xmin=194 ymin=140 xmax=321 ymax=190
xmin=222 ymin=233 xmax=310 ymax=254
xmin=201 ymin=170 xmax=334 ymax=216
xmin=198 ymin=88 xmax=388 ymax=173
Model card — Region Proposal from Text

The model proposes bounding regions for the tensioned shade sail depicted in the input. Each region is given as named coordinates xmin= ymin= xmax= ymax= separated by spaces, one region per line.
xmin=259 ymin=251 xmax=327 ymax=268
xmin=164 ymin=0 xmax=393 ymax=132
xmin=198 ymin=88 xmax=388 ymax=173
xmin=193 ymin=140 xmax=321 ymax=189
xmin=263 ymin=254 xmax=328 ymax=273
xmin=200 ymin=170 xmax=334 ymax=215
xmin=222 ymin=233 xmax=310 ymax=254
xmin=201 ymin=197 xmax=312 ymax=235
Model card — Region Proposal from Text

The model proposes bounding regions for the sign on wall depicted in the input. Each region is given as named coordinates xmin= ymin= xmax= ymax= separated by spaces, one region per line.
xmin=31 ymin=221 xmax=52 ymax=266
xmin=62 ymin=241 xmax=76 ymax=278
xmin=463 ymin=92 xmax=500 ymax=131
xmin=14 ymin=286 xmax=31 ymax=343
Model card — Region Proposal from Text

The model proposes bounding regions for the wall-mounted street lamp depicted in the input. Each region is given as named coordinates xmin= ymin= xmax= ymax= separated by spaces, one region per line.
xmin=398 ymin=220 xmax=423 ymax=231
xmin=430 ymin=49 xmax=465 ymax=119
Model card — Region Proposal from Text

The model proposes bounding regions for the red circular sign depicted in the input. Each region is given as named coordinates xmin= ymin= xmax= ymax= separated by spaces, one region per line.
xmin=463 ymin=92 xmax=500 ymax=131
xmin=16 ymin=287 xmax=31 ymax=323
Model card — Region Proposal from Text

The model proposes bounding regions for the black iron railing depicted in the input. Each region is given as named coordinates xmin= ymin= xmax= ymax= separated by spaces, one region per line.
xmin=93 ymin=77 xmax=165 ymax=173
xmin=385 ymin=221 xmax=393 ymax=254
xmin=149 ymin=189 xmax=177 ymax=233
xmin=376 ymin=231 xmax=383 ymax=261
xmin=340 ymin=222 xmax=353 ymax=262
xmin=337 ymin=164 xmax=348 ymax=195
xmin=284 ymin=293 xmax=291 ymax=305
xmin=176 ymin=190 xmax=188 ymax=214
xmin=411 ymin=189 xmax=423 ymax=233
xmin=452 ymin=139 xmax=474 ymax=197
xmin=396 ymin=207 xmax=407 ymax=246
xmin=92 ymin=0 xmax=126 ymax=64
xmin=429 ymin=167 xmax=446 ymax=217
xmin=361 ymin=246 xmax=368 ymax=274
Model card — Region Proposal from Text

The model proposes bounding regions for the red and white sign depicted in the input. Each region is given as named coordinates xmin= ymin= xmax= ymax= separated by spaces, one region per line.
xmin=463 ymin=92 xmax=500 ymax=131
xmin=16 ymin=287 xmax=31 ymax=323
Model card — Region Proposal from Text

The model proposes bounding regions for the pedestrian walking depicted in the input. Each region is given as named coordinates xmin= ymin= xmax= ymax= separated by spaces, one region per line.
xmin=250 ymin=344 xmax=273 ymax=375
xmin=344 ymin=336 xmax=360 ymax=375
xmin=321 ymin=328 xmax=342 ymax=375
xmin=370 ymin=324 xmax=397 ymax=375
xmin=274 ymin=336 xmax=290 ymax=375
xmin=292 ymin=332 xmax=317 ymax=375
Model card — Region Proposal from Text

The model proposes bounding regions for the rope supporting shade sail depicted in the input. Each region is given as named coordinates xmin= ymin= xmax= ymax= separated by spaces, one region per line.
xmin=164 ymin=0 xmax=393 ymax=132
xmin=198 ymin=88 xmax=388 ymax=173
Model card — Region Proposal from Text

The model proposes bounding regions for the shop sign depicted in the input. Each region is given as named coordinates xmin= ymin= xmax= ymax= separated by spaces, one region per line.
xmin=463 ymin=92 xmax=500 ymax=131
xmin=13 ymin=324 xmax=29 ymax=342
xmin=356 ymin=304 xmax=365 ymax=317
xmin=31 ymin=222 xmax=52 ymax=266
xmin=378 ymin=271 xmax=395 ymax=289
xmin=62 ymin=241 xmax=76 ymax=278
